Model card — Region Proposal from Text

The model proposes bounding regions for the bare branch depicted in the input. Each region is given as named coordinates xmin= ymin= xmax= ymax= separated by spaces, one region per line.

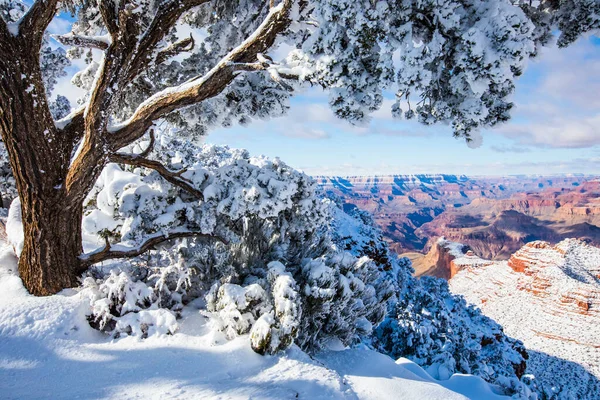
xmin=81 ymin=231 xmax=228 ymax=266
xmin=108 ymin=152 xmax=204 ymax=199
xmin=52 ymin=33 xmax=110 ymax=50
xmin=156 ymin=34 xmax=195 ymax=65
xmin=109 ymin=0 xmax=293 ymax=149
xmin=99 ymin=0 xmax=119 ymax=37
xmin=125 ymin=0 xmax=210 ymax=81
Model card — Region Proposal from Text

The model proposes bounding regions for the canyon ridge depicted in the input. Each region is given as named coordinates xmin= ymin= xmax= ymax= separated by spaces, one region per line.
xmin=318 ymin=174 xmax=600 ymax=275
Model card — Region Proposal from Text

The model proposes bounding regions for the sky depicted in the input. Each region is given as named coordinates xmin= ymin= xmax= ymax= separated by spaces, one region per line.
xmin=207 ymin=36 xmax=600 ymax=177
xmin=48 ymin=11 xmax=600 ymax=177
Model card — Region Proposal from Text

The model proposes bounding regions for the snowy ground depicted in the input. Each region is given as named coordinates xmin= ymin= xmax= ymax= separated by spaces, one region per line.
xmin=0 ymin=243 xmax=508 ymax=399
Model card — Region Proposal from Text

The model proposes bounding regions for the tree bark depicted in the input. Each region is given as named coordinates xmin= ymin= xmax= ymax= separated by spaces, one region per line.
xmin=19 ymin=201 xmax=84 ymax=295
xmin=0 ymin=0 xmax=294 ymax=296
xmin=0 ymin=33 xmax=86 ymax=296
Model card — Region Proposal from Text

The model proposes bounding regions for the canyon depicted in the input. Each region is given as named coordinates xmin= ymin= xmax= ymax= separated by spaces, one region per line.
xmin=443 ymin=238 xmax=600 ymax=398
xmin=318 ymin=175 xmax=600 ymax=266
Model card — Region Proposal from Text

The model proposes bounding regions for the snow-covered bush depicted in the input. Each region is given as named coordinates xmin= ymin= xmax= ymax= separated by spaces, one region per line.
xmin=296 ymin=253 xmax=392 ymax=351
xmin=83 ymin=269 xmax=179 ymax=338
xmin=205 ymin=261 xmax=303 ymax=355
xmin=374 ymin=276 xmax=530 ymax=396
xmin=82 ymin=241 xmax=196 ymax=338
xmin=79 ymin=132 xmax=530 ymax=396
xmin=207 ymin=282 xmax=271 ymax=339
xmin=81 ymin=135 xmax=393 ymax=352
xmin=249 ymin=262 xmax=302 ymax=354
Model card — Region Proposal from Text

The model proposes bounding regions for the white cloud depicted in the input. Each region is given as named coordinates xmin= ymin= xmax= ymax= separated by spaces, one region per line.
xmin=491 ymin=37 xmax=600 ymax=149
xmin=282 ymin=128 xmax=330 ymax=139
xmin=47 ymin=16 xmax=72 ymax=36
xmin=490 ymin=145 xmax=532 ymax=153
xmin=496 ymin=113 xmax=600 ymax=148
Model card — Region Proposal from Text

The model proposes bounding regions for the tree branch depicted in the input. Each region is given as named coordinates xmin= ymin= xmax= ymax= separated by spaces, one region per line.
xmin=55 ymin=106 xmax=86 ymax=159
xmin=19 ymin=0 xmax=59 ymax=43
xmin=65 ymin=0 xmax=291 ymax=203
xmin=108 ymin=152 xmax=204 ymax=200
xmin=109 ymin=0 xmax=293 ymax=150
xmin=52 ymin=33 xmax=110 ymax=50
xmin=156 ymin=34 xmax=195 ymax=65
xmin=138 ymin=129 xmax=156 ymax=158
xmin=99 ymin=0 xmax=119 ymax=37
xmin=125 ymin=0 xmax=210 ymax=81
xmin=81 ymin=231 xmax=228 ymax=266
xmin=0 ymin=15 xmax=9 ymax=40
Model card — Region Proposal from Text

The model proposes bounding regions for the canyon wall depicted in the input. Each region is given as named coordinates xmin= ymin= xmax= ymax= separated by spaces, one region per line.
xmin=447 ymin=239 xmax=600 ymax=398
xmin=319 ymin=175 xmax=600 ymax=263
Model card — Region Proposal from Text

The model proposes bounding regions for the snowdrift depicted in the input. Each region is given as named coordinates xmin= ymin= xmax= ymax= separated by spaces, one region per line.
xmin=0 ymin=243 xmax=509 ymax=399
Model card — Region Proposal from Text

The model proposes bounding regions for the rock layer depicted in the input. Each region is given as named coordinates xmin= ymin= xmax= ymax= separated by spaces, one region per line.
xmin=318 ymin=175 xmax=598 ymax=258
xmin=448 ymin=239 xmax=600 ymax=398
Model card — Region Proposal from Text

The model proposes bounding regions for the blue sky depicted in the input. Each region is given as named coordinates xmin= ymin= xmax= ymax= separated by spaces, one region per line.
xmin=207 ymin=36 xmax=600 ymax=176
xmin=47 ymin=12 xmax=600 ymax=177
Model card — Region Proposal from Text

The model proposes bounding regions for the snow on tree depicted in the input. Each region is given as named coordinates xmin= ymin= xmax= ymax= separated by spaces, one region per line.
xmin=519 ymin=0 xmax=600 ymax=48
xmin=76 ymin=135 xmax=392 ymax=354
xmin=0 ymin=0 xmax=596 ymax=295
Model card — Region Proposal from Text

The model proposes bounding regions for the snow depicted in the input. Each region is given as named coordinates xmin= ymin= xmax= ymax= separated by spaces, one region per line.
xmin=54 ymin=105 xmax=86 ymax=130
xmin=6 ymin=22 xmax=19 ymax=37
xmin=0 ymin=242 xmax=510 ymax=399
xmin=5 ymin=197 xmax=23 ymax=256
xmin=449 ymin=239 xmax=600 ymax=398
xmin=317 ymin=348 xmax=508 ymax=400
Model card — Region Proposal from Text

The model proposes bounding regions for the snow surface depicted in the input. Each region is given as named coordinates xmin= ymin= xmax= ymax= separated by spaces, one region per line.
xmin=5 ymin=198 xmax=23 ymax=256
xmin=0 ymin=242 xmax=509 ymax=399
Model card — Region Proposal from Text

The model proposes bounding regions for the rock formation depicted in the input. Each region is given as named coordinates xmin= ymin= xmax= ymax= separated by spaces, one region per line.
xmin=409 ymin=237 xmax=495 ymax=278
xmin=447 ymin=239 xmax=600 ymax=399
xmin=318 ymin=174 xmax=596 ymax=257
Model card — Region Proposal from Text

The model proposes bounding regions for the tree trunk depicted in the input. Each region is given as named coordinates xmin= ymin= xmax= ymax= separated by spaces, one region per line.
xmin=19 ymin=198 xmax=84 ymax=296
xmin=0 ymin=34 xmax=89 ymax=296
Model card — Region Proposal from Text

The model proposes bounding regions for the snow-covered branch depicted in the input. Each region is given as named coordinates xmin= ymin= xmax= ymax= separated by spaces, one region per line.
xmin=108 ymin=0 xmax=293 ymax=150
xmin=155 ymin=34 xmax=195 ymax=65
xmin=124 ymin=0 xmax=211 ymax=81
xmin=53 ymin=33 xmax=110 ymax=50
xmin=81 ymin=231 xmax=228 ymax=266
xmin=108 ymin=151 xmax=204 ymax=200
